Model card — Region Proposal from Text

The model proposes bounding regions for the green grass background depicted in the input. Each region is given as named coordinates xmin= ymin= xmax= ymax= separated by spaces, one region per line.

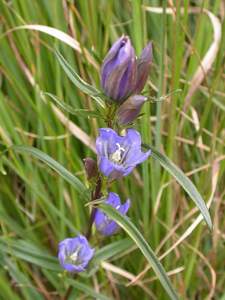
xmin=0 ymin=0 xmax=225 ymax=299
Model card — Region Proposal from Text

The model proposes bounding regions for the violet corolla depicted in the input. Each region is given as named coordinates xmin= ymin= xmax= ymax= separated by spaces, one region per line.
xmin=94 ymin=192 xmax=130 ymax=236
xmin=101 ymin=36 xmax=152 ymax=103
xmin=58 ymin=235 xmax=94 ymax=272
xmin=96 ymin=128 xmax=151 ymax=179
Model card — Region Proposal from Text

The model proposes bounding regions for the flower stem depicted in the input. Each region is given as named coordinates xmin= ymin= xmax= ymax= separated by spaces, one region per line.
xmin=85 ymin=176 xmax=102 ymax=239
xmin=106 ymin=102 xmax=117 ymax=128
xmin=63 ymin=284 xmax=74 ymax=300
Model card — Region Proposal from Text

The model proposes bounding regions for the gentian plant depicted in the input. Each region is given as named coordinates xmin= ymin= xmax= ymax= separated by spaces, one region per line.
xmin=49 ymin=35 xmax=212 ymax=300
xmin=18 ymin=35 xmax=211 ymax=300
xmin=57 ymin=36 xmax=153 ymax=275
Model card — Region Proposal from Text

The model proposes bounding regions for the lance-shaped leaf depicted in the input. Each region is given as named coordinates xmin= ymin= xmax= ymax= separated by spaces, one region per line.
xmin=10 ymin=145 xmax=89 ymax=200
xmin=99 ymin=204 xmax=179 ymax=300
xmin=142 ymin=144 xmax=212 ymax=230
xmin=0 ymin=238 xmax=60 ymax=271
xmin=43 ymin=92 xmax=101 ymax=118
xmin=55 ymin=51 xmax=105 ymax=108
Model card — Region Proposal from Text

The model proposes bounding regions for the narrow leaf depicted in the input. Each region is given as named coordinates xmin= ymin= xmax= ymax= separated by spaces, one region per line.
xmin=81 ymin=239 xmax=134 ymax=277
xmin=11 ymin=145 xmax=88 ymax=200
xmin=93 ymin=238 xmax=134 ymax=263
xmin=142 ymin=144 xmax=212 ymax=230
xmin=99 ymin=204 xmax=179 ymax=300
xmin=0 ymin=239 xmax=60 ymax=271
xmin=55 ymin=51 xmax=105 ymax=108
xmin=43 ymin=92 xmax=100 ymax=118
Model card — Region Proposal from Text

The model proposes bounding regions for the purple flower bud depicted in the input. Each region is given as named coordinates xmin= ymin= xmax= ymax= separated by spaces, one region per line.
xmin=58 ymin=235 xmax=94 ymax=273
xmin=94 ymin=192 xmax=130 ymax=236
xmin=101 ymin=36 xmax=137 ymax=102
xmin=96 ymin=128 xmax=151 ymax=179
xmin=83 ymin=157 xmax=98 ymax=180
xmin=117 ymin=95 xmax=147 ymax=125
xmin=134 ymin=42 xmax=153 ymax=94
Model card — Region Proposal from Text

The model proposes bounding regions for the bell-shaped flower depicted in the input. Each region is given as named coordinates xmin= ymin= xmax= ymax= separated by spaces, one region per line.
xmin=117 ymin=95 xmax=147 ymax=125
xmin=96 ymin=128 xmax=151 ymax=179
xmin=58 ymin=235 xmax=94 ymax=273
xmin=94 ymin=192 xmax=130 ymax=236
xmin=101 ymin=35 xmax=137 ymax=102
xmin=101 ymin=37 xmax=152 ymax=103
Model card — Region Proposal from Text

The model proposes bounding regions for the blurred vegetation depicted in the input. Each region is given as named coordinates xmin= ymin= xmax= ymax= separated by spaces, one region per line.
xmin=0 ymin=0 xmax=224 ymax=299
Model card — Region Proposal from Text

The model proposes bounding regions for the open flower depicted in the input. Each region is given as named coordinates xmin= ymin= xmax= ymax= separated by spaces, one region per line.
xmin=94 ymin=192 xmax=130 ymax=236
xmin=58 ymin=235 xmax=94 ymax=273
xmin=101 ymin=36 xmax=152 ymax=103
xmin=96 ymin=128 xmax=151 ymax=179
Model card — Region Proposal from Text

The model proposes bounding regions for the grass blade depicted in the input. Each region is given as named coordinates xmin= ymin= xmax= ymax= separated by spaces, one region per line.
xmin=142 ymin=144 xmax=212 ymax=230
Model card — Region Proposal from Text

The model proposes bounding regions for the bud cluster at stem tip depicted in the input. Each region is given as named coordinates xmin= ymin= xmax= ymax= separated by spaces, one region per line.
xmin=101 ymin=36 xmax=152 ymax=103
xmin=101 ymin=35 xmax=152 ymax=124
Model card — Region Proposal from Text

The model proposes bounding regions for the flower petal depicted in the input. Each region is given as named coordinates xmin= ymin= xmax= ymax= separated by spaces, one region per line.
xmin=119 ymin=199 xmax=131 ymax=215
xmin=106 ymin=192 xmax=121 ymax=207
xmin=126 ymin=128 xmax=142 ymax=147
xmin=94 ymin=193 xmax=130 ymax=236
xmin=101 ymin=36 xmax=137 ymax=102
xmin=99 ymin=157 xmax=115 ymax=177
xmin=94 ymin=209 xmax=106 ymax=229
xmin=101 ymin=221 xmax=119 ymax=236
xmin=96 ymin=128 xmax=119 ymax=156
xmin=122 ymin=166 xmax=134 ymax=177
xmin=58 ymin=238 xmax=77 ymax=254
xmin=125 ymin=148 xmax=151 ymax=166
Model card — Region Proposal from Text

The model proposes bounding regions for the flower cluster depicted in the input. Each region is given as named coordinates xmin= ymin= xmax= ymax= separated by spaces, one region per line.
xmin=101 ymin=35 xmax=152 ymax=125
xmin=58 ymin=36 xmax=152 ymax=273
xmin=101 ymin=35 xmax=152 ymax=103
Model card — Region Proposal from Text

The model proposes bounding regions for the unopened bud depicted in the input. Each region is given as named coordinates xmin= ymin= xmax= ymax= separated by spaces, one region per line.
xmin=83 ymin=157 xmax=98 ymax=180
xmin=134 ymin=42 xmax=153 ymax=94
xmin=101 ymin=36 xmax=137 ymax=103
xmin=117 ymin=95 xmax=147 ymax=125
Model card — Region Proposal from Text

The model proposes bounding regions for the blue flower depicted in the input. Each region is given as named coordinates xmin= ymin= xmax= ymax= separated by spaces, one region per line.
xmin=117 ymin=95 xmax=147 ymax=125
xmin=58 ymin=235 xmax=94 ymax=273
xmin=101 ymin=36 xmax=136 ymax=102
xmin=96 ymin=128 xmax=151 ymax=179
xmin=101 ymin=36 xmax=152 ymax=103
xmin=134 ymin=42 xmax=153 ymax=94
xmin=94 ymin=192 xmax=130 ymax=236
